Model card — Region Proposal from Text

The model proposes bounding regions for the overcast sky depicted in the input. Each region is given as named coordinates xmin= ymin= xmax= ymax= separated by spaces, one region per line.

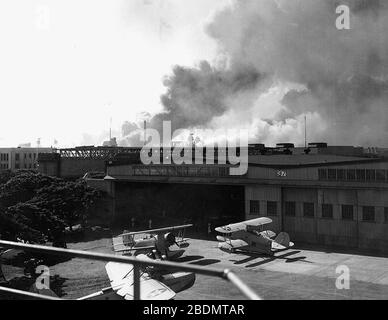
xmin=0 ymin=0 xmax=229 ymax=147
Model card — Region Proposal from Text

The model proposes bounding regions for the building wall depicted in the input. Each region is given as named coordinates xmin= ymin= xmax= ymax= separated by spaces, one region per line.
xmin=247 ymin=161 xmax=388 ymax=182
xmin=245 ymin=185 xmax=282 ymax=231
xmin=38 ymin=160 xmax=59 ymax=177
xmin=245 ymin=184 xmax=388 ymax=254
xmin=59 ymin=158 xmax=106 ymax=178
xmin=99 ymin=156 xmax=388 ymax=254
xmin=0 ymin=148 xmax=53 ymax=171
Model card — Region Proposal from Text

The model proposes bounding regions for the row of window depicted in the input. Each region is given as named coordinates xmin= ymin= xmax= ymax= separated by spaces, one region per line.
xmin=0 ymin=163 xmax=8 ymax=170
xmin=0 ymin=154 xmax=9 ymax=161
xmin=15 ymin=153 xmax=37 ymax=161
xmin=249 ymin=200 xmax=388 ymax=223
xmin=250 ymin=201 xmax=278 ymax=216
xmin=133 ymin=166 xmax=230 ymax=177
xmin=318 ymin=168 xmax=388 ymax=182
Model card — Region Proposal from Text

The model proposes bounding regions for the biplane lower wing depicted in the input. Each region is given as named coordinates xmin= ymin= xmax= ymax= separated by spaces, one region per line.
xmin=105 ymin=259 xmax=176 ymax=300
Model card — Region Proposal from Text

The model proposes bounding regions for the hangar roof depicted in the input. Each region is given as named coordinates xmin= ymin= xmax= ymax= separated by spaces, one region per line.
xmin=248 ymin=154 xmax=385 ymax=168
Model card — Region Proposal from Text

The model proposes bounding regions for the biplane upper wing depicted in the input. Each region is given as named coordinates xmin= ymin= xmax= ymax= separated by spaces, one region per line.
xmin=105 ymin=257 xmax=176 ymax=300
xmin=215 ymin=218 xmax=273 ymax=234
xmin=120 ymin=224 xmax=193 ymax=237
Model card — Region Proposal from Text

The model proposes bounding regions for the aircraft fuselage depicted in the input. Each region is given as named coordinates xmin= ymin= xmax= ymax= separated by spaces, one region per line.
xmin=218 ymin=230 xmax=274 ymax=255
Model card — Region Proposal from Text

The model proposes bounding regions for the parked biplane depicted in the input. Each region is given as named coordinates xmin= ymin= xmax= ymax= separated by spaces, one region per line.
xmin=215 ymin=218 xmax=294 ymax=256
xmin=79 ymin=253 xmax=195 ymax=300
xmin=112 ymin=224 xmax=193 ymax=260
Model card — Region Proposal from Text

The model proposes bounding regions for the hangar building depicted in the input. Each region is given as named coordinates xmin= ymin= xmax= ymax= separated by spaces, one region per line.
xmin=85 ymin=144 xmax=388 ymax=254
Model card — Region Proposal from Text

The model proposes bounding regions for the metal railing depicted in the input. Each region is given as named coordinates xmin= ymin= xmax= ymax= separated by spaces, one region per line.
xmin=0 ymin=240 xmax=261 ymax=300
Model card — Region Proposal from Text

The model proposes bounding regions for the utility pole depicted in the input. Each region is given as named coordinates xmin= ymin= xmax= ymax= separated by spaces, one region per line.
xmin=304 ymin=115 xmax=307 ymax=149
xmin=109 ymin=117 xmax=112 ymax=141
xmin=143 ymin=120 xmax=147 ymax=146
xmin=36 ymin=138 xmax=41 ymax=169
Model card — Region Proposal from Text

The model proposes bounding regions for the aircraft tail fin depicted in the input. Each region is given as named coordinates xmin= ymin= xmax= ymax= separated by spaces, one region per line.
xmin=274 ymin=232 xmax=291 ymax=248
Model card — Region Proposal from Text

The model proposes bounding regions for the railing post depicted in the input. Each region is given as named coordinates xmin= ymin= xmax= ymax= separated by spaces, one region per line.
xmin=223 ymin=269 xmax=261 ymax=300
xmin=133 ymin=264 xmax=140 ymax=300
xmin=0 ymin=240 xmax=261 ymax=301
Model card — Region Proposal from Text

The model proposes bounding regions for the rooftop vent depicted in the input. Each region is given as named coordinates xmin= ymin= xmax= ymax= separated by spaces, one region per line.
xmin=276 ymin=143 xmax=295 ymax=149
xmin=308 ymin=142 xmax=328 ymax=148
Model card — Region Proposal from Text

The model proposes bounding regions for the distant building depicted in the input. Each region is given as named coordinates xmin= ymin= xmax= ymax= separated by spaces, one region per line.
xmin=0 ymin=147 xmax=54 ymax=171
xmin=103 ymin=138 xmax=118 ymax=147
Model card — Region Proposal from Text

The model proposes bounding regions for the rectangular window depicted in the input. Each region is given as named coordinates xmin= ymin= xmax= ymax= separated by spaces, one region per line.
xmin=337 ymin=169 xmax=346 ymax=180
xmin=328 ymin=169 xmax=337 ymax=180
xmin=15 ymin=154 xmax=20 ymax=161
xmin=219 ymin=167 xmax=229 ymax=177
xmin=267 ymin=201 xmax=277 ymax=216
xmin=384 ymin=208 xmax=388 ymax=224
xmin=366 ymin=170 xmax=376 ymax=181
xmin=318 ymin=169 xmax=327 ymax=180
xmin=347 ymin=169 xmax=356 ymax=181
xmin=376 ymin=170 xmax=386 ymax=182
xmin=362 ymin=206 xmax=375 ymax=222
xmin=356 ymin=169 xmax=366 ymax=181
xmin=322 ymin=204 xmax=333 ymax=219
xmin=341 ymin=205 xmax=354 ymax=221
xmin=15 ymin=163 xmax=20 ymax=169
xmin=250 ymin=201 xmax=260 ymax=215
xmin=303 ymin=203 xmax=315 ymax=218
xmin=285 ymin=202 xmax=296 ymax=217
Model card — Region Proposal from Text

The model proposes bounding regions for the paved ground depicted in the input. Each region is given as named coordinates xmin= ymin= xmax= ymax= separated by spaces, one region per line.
xmin=2 ymin=236 xmax=388 ymax=300
xmin=175 ymin=239 xmax=388 ymax=300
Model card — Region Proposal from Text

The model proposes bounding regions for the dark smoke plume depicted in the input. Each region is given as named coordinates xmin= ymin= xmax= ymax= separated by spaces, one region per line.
xmin=123 ymin=0 xmax=388 ymax=147
xmin=150 ymin=61 xmax=265 ymax=132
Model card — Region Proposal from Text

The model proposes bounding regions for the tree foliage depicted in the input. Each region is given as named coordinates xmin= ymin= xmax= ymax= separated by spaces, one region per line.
xmin=0 ymin=170 xmax=102 ymax=244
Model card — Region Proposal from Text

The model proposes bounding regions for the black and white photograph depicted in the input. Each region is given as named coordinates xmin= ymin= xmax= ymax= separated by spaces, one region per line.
xmin=0 ymin=0 xmax=388 ymax=308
